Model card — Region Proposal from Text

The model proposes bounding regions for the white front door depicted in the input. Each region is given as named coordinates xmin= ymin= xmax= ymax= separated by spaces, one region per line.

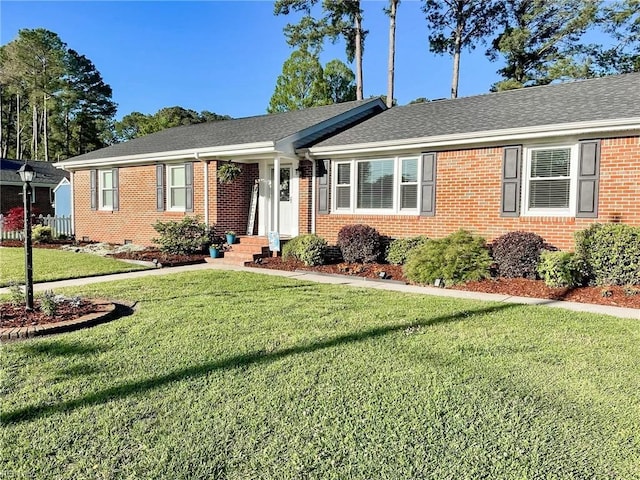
xmin=270 ymin=165 xmax=297 ymax=237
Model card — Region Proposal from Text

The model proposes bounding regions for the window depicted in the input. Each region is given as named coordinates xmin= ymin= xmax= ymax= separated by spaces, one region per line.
xmin=332 ymin=156 xmax=424 ymax=214
xmin=523 ymin=145 xmax=577 ymax=216
xmin=400 ymin=158 xmax=418 ymax=209
xmin=335 ymin=163 xmax=351 ymax=209
xmin=168 ymin=165 xmax=187 ymax=210
xmin=99 ymin=170 xmax=115 ymax=210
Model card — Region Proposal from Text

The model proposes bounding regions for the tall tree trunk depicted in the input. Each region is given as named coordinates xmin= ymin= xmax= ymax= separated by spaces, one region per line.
xmin=355 ymin=8 xmax=364 ymax=100
xmin=43 ymin=94 xmax=49 ymax=162
xmin=16 ymin=94 xmax=21 ymax=160
xmin=32 ymin=103 xmax=38 ymax=160
xmin=0 ymin=87 xmax=4 ymax=158
xmin=386 ymin=0 xmax=398 ymax=108
xmin=451 ymin=22 xmax=463 ymax=99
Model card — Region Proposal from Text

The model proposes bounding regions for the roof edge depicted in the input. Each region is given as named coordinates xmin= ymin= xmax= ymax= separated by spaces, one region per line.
xmin=308 ymin=118 xmax=640 ymax=156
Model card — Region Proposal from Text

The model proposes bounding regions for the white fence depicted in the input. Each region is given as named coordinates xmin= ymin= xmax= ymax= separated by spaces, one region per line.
xmin=0 ymin=214 xmax=73 ymax=240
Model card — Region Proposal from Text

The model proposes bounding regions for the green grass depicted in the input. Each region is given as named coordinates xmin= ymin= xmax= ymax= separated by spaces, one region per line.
xmin=0 ymin=247 xmax=149 ymax=286
xmin=1 ymin=270 xmax=639 ymax=479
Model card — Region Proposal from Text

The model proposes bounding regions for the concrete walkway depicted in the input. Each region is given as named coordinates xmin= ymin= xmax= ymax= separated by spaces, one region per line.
xmin=2 ymin=262 xmax=638 ymax=320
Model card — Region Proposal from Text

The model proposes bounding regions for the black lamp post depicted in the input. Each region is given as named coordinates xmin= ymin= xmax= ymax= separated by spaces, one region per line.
xmin=17 ymin=163 xmax=36 ymax=310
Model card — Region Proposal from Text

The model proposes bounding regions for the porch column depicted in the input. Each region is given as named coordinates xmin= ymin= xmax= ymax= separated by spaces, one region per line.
xmin=273 ymin=155 xmax=280 ymax=233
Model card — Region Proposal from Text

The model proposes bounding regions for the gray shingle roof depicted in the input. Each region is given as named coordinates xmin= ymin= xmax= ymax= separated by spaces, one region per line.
xmin=62 ymin=98 xmax=384 ymax=163
xmin=1 ymin=159 xmax=69 ymax=185
xmin=314 ymin=72 xmax=640 ymax=148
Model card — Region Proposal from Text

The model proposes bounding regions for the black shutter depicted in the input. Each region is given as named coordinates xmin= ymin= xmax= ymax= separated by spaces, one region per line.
xmin=185 ymin=162 xmax=194 ymax=213
xmin=500 ymin=146 xmax=522 ymax=217
xmin=420 ymin=153 xmax=436 ymax=216
xmin=317 ymin=159 xmax=330 ymax=214
xmin=576 ymin=140 xmax=600 ymax=218
xmin=112 ymin=168 xmax=119 ymax=211
xmin=156 ymin=165 xmax=165 ymax=211
xmin=90 ymin=169 xmax=97 ymax=211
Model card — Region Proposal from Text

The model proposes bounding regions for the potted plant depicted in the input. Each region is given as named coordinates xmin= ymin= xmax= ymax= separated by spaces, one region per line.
xmin=218 ymin=162 xmax=242 ymax=184
xmin=209 ymin=239 xmax=224 ymax=258
xmin=225 ymin=230 xmax=237 ymax=245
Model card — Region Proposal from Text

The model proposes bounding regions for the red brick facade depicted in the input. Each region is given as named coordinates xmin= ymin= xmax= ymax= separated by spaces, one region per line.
xmin=73 ymin=161 xmax=258 ymax=245
xmin=312 ymin=136 xmax=640 ymax=251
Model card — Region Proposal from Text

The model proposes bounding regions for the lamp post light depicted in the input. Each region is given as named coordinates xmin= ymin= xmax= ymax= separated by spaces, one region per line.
xmin=17 ymin=163 xmax=36 ymax=310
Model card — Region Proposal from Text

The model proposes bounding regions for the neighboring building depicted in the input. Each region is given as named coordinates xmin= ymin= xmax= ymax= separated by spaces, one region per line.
xmin=56 ymin=73 xmax=640 ymax=252
xmin=1 ymin=159 xmax=70 ymax=216
xmin=53 ymin=178 xmax=72 ymax=217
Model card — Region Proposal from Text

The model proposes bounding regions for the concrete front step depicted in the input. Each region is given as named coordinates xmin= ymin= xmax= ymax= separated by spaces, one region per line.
xmin=209 ymin=235 xmax=271 ymax=265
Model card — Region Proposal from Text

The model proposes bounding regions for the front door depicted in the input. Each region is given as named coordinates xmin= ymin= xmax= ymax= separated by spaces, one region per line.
xmin=270 ymin=166 xmax=296 ymax=237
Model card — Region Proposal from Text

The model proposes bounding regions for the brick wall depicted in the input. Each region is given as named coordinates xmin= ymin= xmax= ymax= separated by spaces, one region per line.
xmin=73 ymin=161 xmax=258 ymax=245
xmin=312 ymin=136 xmax=640 ymax=251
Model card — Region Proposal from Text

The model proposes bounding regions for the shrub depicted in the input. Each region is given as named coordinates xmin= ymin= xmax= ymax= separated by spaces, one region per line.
xmin=152 ymin=216 xmax=212 ymax=255
xmin=2 ymin=206 xmax=41 ymax=232
xmin=575 ymin=223 xmax=640 ymax=286
xmin=537 ymin=251 xmax=581 ymax=288
xmin=282 ymin=234 xmax=327 ymax=266
xmin=404 ymin=230 xmax=492 ymax=286
xmin=491 ymin=231 xmax=546 ymax=279
xmin=38 ymin=290 xmax=57 ymax=317
xmin=386 ymin=236 xmax=430 ymax=265
xmin=32 ymin=225 xmax=53 ymax=243
xmin=336 ymin=224 xmax=382 ymax=263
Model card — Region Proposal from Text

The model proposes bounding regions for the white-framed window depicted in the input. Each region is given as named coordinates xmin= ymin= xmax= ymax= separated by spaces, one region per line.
xmin=523 ymin=144 xmax=578 ymax=216
xmin=99 ymin=169 xmax=115 ymax=210
xmin=167 ymin=164 xmax=187 ymax=210
xmin=332 ymin=156 xmax=421 ymax=214
xmin=400 ymin=157 xmax=419 ymax=210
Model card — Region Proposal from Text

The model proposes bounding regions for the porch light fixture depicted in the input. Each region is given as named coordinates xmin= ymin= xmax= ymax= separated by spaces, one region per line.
xmin=17 ymin=163 xmax=36 ymax=310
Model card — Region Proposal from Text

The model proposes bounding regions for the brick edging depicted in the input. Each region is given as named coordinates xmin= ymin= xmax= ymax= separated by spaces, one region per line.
xmin=1 ymin=299 xmax=121 ymax=342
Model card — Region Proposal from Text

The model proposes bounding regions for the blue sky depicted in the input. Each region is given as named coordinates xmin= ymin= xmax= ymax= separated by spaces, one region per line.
xmin=2 ymin=1 xmax=507 ymax=120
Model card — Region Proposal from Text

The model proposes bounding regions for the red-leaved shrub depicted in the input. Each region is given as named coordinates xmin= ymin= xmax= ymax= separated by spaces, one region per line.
xmin=2 ymin=206 xmax=41 ymax=232
xmin=336 ymin=224 xmax=382 ymax=263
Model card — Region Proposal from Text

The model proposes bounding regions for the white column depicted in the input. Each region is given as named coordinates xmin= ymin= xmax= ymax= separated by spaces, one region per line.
xmin=203 ymin=160 xmax=209 ymax=226
xmin=273 ymin=156 xmax=280 ymax=233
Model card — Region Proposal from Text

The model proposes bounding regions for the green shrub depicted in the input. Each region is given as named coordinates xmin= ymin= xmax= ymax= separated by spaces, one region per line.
xmin=404 ymin=230 xmax=492 ymax=286
xmin=32 ymin=225 xmax=53 ymax=243
xmin=336 ymin=224 xmax=382 ymax=263
xmin=575 ymin=223 xmax=640 ymax=286
xmin=152 ymin=216 xmax=212 ymax=255
xmin=386 ymin=236 xmax=430 ymax=265
xmin=537 ymin=251 xmax=581 ymax=288
xmin=491 ymin=231 xmax=546 ymax=279
xmin=282 ymin=234 xmax=327 ymax=266
xmin=38 ymin=290 xmax=57 ymax=317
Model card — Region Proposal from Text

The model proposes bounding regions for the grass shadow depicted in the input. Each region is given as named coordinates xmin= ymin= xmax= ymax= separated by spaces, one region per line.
xmin=21 ymin=341 xmax=109 ymax=357
xmin=2 ymin=302 xmax=518 ymax=425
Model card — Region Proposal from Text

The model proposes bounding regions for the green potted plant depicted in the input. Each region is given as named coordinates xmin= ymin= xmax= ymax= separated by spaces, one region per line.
xmin=207 ymin=226 xmax=225 ymax=258
xmin=225 ymin=230 xmax=237 ymax=245
xmin=218 ymin=162 xmax=242 ymax=184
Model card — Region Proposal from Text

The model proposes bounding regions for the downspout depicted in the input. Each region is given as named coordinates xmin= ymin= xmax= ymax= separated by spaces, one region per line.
xmin=273 ymin=155 xmax=280 ymax=233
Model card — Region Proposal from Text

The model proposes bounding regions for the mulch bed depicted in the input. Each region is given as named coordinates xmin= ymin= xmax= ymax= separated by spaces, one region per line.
xmin=249 ymin=257 xmax=640 ymax=309
xmin=1 ymin=298 xmax=98 ymax=328
xmin=0 ymin=239 xmax=74 ymax=249
xmin=109 ymin=248 xmax=206 ymax=266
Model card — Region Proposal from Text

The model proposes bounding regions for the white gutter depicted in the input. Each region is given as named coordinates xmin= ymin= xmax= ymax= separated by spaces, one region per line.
xmin=308 ymin=118 xmax=640 ymax=156
xmin=54 ymin=141 xmax=275 ymax=170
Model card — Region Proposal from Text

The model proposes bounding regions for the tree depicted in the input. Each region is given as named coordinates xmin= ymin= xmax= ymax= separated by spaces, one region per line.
xmin=113 ymin=107 xmax=231 ymax=142
xmin=385 ymin=0 xmax=399 ymax=107
xmin=0 ymin=28 xmax=65 ymax=161
xmin=274 ymin=0 xmax=367 ymax=99
xmin=589 ymin=0 xmax=639 ymax=74
xmin=323 ymin=59 xmax=356 ymax=103
xmin=268 ymin=50 xmax=330 ymax=113
xmin=423 ymin=0 xmax=502 ymax=98
xmin=0 ymin=29 xmax=116 ymax=160
xmin=488 ymin=0 xmax=597 ymax=91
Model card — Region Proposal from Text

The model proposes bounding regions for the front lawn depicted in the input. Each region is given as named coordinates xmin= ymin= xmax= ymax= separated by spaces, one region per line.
xmin=1 ymin=270 xmax=639 ymax=479
xmin=0 ymin=247 xmax=149 ymax=286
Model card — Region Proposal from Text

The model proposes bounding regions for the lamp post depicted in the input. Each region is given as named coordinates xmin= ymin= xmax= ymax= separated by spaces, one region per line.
xmin=17 ymin=163 xmax=36 ymax=310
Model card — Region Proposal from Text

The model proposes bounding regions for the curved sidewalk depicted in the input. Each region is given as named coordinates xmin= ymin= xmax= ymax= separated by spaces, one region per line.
xmin=1 ymin=262 xmax=638 ymax=320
